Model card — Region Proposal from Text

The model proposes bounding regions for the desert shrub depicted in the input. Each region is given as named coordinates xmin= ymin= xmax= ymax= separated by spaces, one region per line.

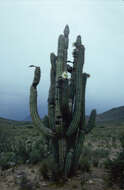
xmin=29 ymin=149 xmax=41 ymax=164
xmin=0 ymin=128 xmax=50 ymax=165
xmin=81 ymin=145 xmax=92 ymax=158
xmin=31 ymin=138 xmax=49 ymax=157
xmin=39 ymin=156 xmax=59 ymax=181
xmin=92 ymin=148 xmax=109 ymax=158
xmin=39 ymin=159 xmax=50 ymax=180
xmin=11 ymin=137 xmax=49 ymax=164
xmin=79 ymin=156 xmax=91 ymax=173
xmin=15 ymin=141 xmax=29 ymax=164
xmin=104 ymin=134 xmax=124 ymax=189
xmin=47 ymin=158 xmax=60 ymax=181
xmin=81 ymin=145 xmax=109 ymax=168
xmin=104 ymin=158 xmax=112 ymax=169
xmin=120 ymin=134 xmax=124 ymax=149
xmin=104 ymin=157 xmax=124 ymax=188
xmin=0 ymin=152 xmax=16 ymax=170
xmin=92 ymin=158 xmax=99 ymax=167
xmin=28 ymin=138 xmax=49 ymax=164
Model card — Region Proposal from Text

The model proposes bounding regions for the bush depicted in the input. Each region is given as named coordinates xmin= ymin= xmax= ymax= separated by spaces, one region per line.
xmin=39 ymin=156 xmax=59 ymax=181
xmin=104 ymin=134 xmax=124 ymax=189
xmin=104 ymin=157 xmax=124 ymax=188
xmin=0 ymin=152 xmax=16 ymax=170
xmin=29 ymin=149 xmax=41 ymax=164
xmin=79 ymin=156 xmax=91 ymax=173
xmin=104 ymin=158 xmax=112 ymax=169
xmin=92 ymin=158 xmax=99 ymax=167
xmin=39 ymin=159 xmax=50 ymax=180
xmin=92 ymin=148 xmax=109 ymax=158
xmin=81 ymin=145 xmax=109 ymax=168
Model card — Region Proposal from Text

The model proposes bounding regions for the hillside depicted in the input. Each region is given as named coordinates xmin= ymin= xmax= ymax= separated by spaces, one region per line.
xmin=0 ymin=116 xmax=33 ymax=126
xmin=96 ymin=106 xmax=124 ymax=124
xmin=0 ymin=105 xmax=124 ymax=145
xmin=0 ymin=106 xmax=124 ymax=190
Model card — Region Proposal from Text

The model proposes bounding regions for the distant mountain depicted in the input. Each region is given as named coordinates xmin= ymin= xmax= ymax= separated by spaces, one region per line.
xmin=0 ymin=117 xmax=32 ymax=126
xmin=0 ymin=117 xmax=19 ymax=124
xmin=25 ymin=105 xmax=124 ymax=124
xmin=1 ymin=105 xmax=124 ymax=125
xmin=96 ymin=106 xmax=124 ymax=123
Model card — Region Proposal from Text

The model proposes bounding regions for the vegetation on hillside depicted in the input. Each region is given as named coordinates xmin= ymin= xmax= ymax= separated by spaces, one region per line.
xmin=0 ymin=113 xmax=124 ymax=189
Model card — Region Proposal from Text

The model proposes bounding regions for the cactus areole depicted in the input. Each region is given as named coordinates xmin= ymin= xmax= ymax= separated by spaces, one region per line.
xmin=29 ymin=25 xmax=96 ymax=179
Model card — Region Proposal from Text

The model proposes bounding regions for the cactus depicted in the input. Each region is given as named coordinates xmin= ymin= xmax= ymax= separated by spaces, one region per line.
xmin=29 ymin=25 xmax=96 ymax=179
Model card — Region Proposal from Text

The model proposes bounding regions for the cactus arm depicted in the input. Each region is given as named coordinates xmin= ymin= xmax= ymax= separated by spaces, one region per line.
xmin=30 ymin=67 xmax=55 ymax=137
xmin=60 ymin=26 xmax=71 ymax=124
xmin=56 ymin=34 xmax=65 ymax=77
xmin=55 ymin=34 xmax=65 ymax=124
xmin=65 ymin=148 xmax=74 ymax=177
xmin=68 ymin=49 xmax=78 ymax=112
xmin=66 ymin=36 xmax=85 ymax=136
xmin=71 ymin=74 xmax=95 ymax=170
xmin=63 ymin=24 xmax=69 ymax=71
xmin=80 ymin=73 xmax=90 ymax=129
xmin=73 ymin=130 xmax=85 ymax=170
xmin=80 ymin=73 xmax=96 ymax=134
xmin=59 ymin=26 xmax=70 ymax=118
xmin=84 ymin=109 xmax=96 ymax=134
xmin=48 ymin=53 xmax=56 ymax=130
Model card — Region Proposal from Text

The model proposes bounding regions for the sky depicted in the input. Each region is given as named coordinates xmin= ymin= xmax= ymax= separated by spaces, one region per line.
xmin=0 ymin=0 xmax=124 ymax=120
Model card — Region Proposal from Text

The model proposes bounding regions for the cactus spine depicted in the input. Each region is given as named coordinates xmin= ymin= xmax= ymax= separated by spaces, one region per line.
xmin=29 ymin=25 xmax=96 ymax=179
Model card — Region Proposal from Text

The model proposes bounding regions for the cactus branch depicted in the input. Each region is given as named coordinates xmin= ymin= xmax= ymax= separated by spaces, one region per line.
xmin=30 ymin=67 xmax=55 ymax=137
xmin=85 ymin=109 xmax=96 ymax=134
xmin=66 ymin=37 xmax=85 ymax=136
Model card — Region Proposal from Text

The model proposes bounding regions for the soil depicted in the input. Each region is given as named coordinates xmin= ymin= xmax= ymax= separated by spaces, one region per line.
xmin=0 ymin=165 xmax=120 ymax=190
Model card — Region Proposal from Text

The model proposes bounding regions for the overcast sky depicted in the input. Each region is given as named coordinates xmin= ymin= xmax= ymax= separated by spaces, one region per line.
xmin=0 ymin=0 xmax=124 ymax=120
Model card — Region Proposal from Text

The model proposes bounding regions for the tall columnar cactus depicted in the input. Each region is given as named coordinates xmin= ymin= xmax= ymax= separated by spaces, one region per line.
xmin=29 ymin=25 xmax=96 ymax=178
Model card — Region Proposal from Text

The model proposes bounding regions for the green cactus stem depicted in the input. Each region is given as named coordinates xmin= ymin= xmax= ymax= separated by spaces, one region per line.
xmin=48 ymin=53 xmax=56 ymax=130
xmin=63 ymin=24 xmax=69 ymax=71
xmin=73 ymin=130 xmax=85 ymax=170
xmin=84 ymin=109 xmax=96 ymax=134
xmin=79 ymin=73 xmax=90 ymax=129
xmin=65 ymin=148 xmax=74 ymax=177
xmin=66 ymin=36 xmax=85 ymax=136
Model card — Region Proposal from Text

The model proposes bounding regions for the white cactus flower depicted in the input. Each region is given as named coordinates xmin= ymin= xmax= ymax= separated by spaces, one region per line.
xmin=62 ymin=71 xmax=68 ymax=79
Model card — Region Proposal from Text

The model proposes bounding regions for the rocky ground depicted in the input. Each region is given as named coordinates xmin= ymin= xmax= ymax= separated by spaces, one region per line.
xmin=0 ymin=164 xmax=120 ymax=190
